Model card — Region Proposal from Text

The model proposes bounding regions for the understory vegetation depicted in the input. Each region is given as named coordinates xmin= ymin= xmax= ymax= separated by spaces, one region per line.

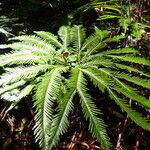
xmin=0 ymin=0 xmax=150 ymax=150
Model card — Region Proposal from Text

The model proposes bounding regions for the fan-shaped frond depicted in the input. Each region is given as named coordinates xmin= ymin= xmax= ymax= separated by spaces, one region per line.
xmin=77 ymin=70 xmax=112 ymax=150
xmin=34 ymin=67 xmax=64 ymax=149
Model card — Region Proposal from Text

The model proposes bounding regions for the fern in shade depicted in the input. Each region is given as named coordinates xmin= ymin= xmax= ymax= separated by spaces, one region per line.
xmin=0 ymin=25 xmax=150 ymax=150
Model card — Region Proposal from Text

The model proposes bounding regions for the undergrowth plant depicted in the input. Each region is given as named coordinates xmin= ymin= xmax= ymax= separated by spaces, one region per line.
xmin=0 ymin=25 xmax=150 ymax=150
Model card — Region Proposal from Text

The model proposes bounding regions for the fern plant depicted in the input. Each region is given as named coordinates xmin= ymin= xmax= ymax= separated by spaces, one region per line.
xmin=0 ymin=25 xmax=150 ymax=150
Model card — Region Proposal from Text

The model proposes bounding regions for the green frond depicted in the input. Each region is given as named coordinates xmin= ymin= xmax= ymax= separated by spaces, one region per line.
xmin=0 ymin=80 xmax=26 ymax=95
xmin=34 ymin=68 xmax=63 ymax=149
xmin=95 ymin=27 xmax=111 ymax=40
xmin=82 ymin=57 xmax=114 ymax=68
xmin=10 ymin=35 xmax=55 ymax=53
xmin=0 ymin=50 xmax=45 ymax=66
xmin=99 ymin=48 xmax=138 ymax=55
xmin=77 ymin=70 xmax=112 ymax=150
xmin=109 ymin=89 xmax=150 ymax=131
xmin=103 ymin=35 xmax=124 ymax=43
xmin=58 ymin=26 xmax=71 ymax=50
xmin=98 ymin=14 xmax=120 ymax=20
xmin=81 ymin=68 xmax=110 ymax=93
xmin=71 ymin=25 xmax=85 ymax=51
xmin=1 ymin=25 xmax=150 ymax=150
xmin=111 ymin=71 xmax=150 ymax=89
xmin=0 ymin=65 xmax=52 ymax=85
xmin=81 ymin=34 xmax=99 ymax=51
xmin=0 ymin=43 xmax=53 ymax=56
xmin=108 ymin=55 xmax=150 ymax=66
xmin=47 ymin=68 xmax=79 ymax=149
xmin=82 ymin=41 xmax=106 ymax=61
xmin=97 ymin=68 xmax=150 ymax=108
xmin=34 ymin=31 xmax=63 ymax=48
xmin=16 ymin=84 xmax=34 ymax=101
xmin=113 ymin=85 xmax=150 ymax=108
xmin=119 ymin=17 xmax=131 ymax=33
xmin=114 ymin=63 xmax=150 ymax=78
xmin=1 ymin=84 xmax=34 ymax=118
xmin=83 ymin=48 xmax=138 ymax=64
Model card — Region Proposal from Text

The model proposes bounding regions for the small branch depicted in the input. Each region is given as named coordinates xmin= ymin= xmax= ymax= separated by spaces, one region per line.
xmin=115 ymin=115 xmax=128 ymax=150
xmin=134 ymin=128 xmax=142 ymax=150
xmin=115 ymin=99 xmax=132 ymax=150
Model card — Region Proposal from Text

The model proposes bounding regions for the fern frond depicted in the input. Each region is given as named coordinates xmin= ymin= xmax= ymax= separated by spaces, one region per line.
xmin=71 ymin=25 xmax=85 ymax=51
xmin=0 ymin=80 xmax=26 ymax=95
xmin=98 ymin=68 xmax=150 ymax=108
xmin=0 ymin=65 xmax=52 ymax=85
xmin=99 ymin=48 xmax=138 ymax=55
xmin=83 ymin=48 xmax=138 ymax=63
xmin=111 ymin=71 xmax=150 ymax=89
xmin=103 ymin=35 xmax=124 ymax=43
xmin=119 ymin=17 xmax=131 ymax=33
xmin=82 ymin=41 xmax=106 ymax=61
xmin=34 ymin=31 xmax=63 ymax=48
xmin=95 ymin=27 xmax=110 ymax=41
xmin=10 ymin=35 xmax=55 ymax=53
xmin=82 ymin=58 xmax=114 ymax=68
xmin=0 ymin=50 xmax=45 ymax=66
xmin=109 ymin=89 xmax=150 ymax=131
xmin=3 ymin=84 xmax=34 ymax=112
xmin=108 ymin=55 xmax=150 ymax=66
xmin=47 ymin=68 xmax=79 ymax=149
xmin=98 ymin=14 xmax=120 ymax=20
xmin=34 ymin=68 xmax=63 ymax=149
xmin=0 ymin=43 xmax=53 ymax=56
xmin=58 ymin=26 xmax=71 ymax=50
xmin=114 ymin=63 xmax=150 ymax=78
xmin=81 ymin=34 xmax=100 ymax=51
xmin=77 ymin=70 xmax=112 ymax=150
xmin=113 ymin=85 xmax=150 ymax=108
xmin=81 ymin=68 xmax=110 ymax=93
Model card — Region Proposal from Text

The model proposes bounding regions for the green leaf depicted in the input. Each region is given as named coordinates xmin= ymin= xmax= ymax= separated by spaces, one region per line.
xmin=77 ymin=70 xmax=112 ymax=150
xmin=119 ymin=17 xmax=131 ymax=33
xmin=108 ymin=55 xmax=150 ymax=66
xmin=34 ymin=68 xmax=63 ymax=149
xmin=34 ymin=31 xmax=62 ymax=48
xmin=47 ymin=68 xmax=78 ymax=149
xmin=109 ymin=90 xmax=150 ymax=131
xmin=58 ymin=26 xmax=71 ymax=50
